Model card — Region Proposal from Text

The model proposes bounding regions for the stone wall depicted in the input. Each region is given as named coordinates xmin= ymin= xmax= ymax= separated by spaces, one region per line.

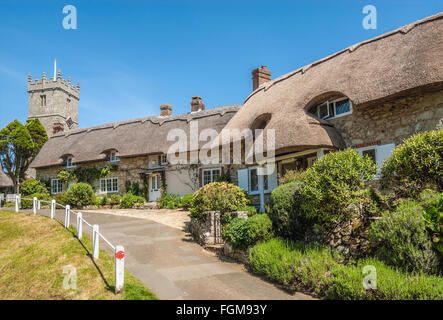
xmin=329 ymin=91 xmax=443 ymax=147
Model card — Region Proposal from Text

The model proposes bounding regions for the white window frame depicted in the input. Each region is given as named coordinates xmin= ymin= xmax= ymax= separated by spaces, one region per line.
xmin=51 ymin=179 xmax=63 ymax=195
xmin=110 ymin=151 xmax=120 ymax=163
xmin=150 ymin=175 xmax=160 ymax=191
xmin=66 ymin=157 xmax=76 ymax=168
xmin=355 ymin=143 xmax=395 ymax=178
xmin=202 ymin=168 xmax=221 ymax=186
xmin=99 ymin=177 xmax=119 ymax=193
xmin=160 ymin=154 xmax=168 ymax=165
xmin=313 ymin=97 xmax=353 ymax=120
xmin=248 ymin=166 xmax=270 ymax=195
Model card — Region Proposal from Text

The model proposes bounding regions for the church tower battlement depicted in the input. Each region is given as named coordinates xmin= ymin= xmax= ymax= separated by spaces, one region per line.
xmin=28 ymin=65 xmax=79 ymax=137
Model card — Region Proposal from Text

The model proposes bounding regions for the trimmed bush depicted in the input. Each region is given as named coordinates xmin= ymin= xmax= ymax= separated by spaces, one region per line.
xmin=53 ymin=192 xmax=68 ymax=206
xmin=66 ymin=183 xmax=94 ymax=208
xmin=268 ymin=182 xmax=312 ymax=239
xmin=421 ymin=190 xmax=443 ymax=255
xmin=223 ymin=214 xmax=273 ymax=250
xmin=381 ymin=129 xmax=443 ymax=197
xmin=120 ymin=193 xmax=145 ymax=209
xmin=158 ymin=194 xmax=181 ymax=209
xmin=368 ymin=200 xmax=440 ymax=274
xmin=20 ymin=179 xmax=49 ymax=197
xmin=94 ymin=196 xmax=108 ymax=206
xmin=110 ymin=194 xmax=122 ymax=206
xmin=299 ymin=148 xmax=377 ymax=225
xmin=237 ymin=206 xmax=257 ymax=216
xmin=190 ymin=182 xmax=249 ymax=220
xmin=21 ymin=193 xmax=51 ymax=209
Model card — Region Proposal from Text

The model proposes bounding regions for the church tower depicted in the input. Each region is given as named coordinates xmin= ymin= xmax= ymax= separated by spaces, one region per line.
xmin=27 ymin=65 xmax=79 ymax=137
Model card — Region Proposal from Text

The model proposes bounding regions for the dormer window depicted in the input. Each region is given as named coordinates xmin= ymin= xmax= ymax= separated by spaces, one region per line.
xmin=308 ymin=97 xmax=352 ymax=120
xmin=110 ymin=151 xmax=120 ymax=163
xmin=161 ymin=154 xmax=168 ymax=165
xmin=66 ymin=157 xmax=75 ymax=168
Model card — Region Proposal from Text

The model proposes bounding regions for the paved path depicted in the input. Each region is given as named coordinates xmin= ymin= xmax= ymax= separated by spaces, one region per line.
xmin=7 ymin=208 xmax=313 ymax=300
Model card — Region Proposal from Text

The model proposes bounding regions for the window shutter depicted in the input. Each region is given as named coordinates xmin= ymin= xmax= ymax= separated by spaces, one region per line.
xmin=375 ymin=143 xmax=395 ymax=170
xmin=266 ymin=163 xmax=278 ymax=191
xmin=237 ymin=169 xmax=249 ymax=192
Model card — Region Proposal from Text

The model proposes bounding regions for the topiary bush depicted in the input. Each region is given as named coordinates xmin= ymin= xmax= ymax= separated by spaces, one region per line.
xmin=20 ymin=179 xmax=49 ymax=197
xmin=65 ymin=183 xmax=94 ymax=208
xmin=299 ymin=148 xmax=377 ymax=225
xmin=110 ymin=194 xmax=122 ymax=206
xmin=120 ymin=193 xmax=145 ymax=209
xmin=223 ymin=214 xmax=273 ymax=250
xmin=190 ymin=182 xmax=250 ymax=220
xmin=381 ymin=129 xmax=443 ymax=197
xmin=368 ymin=200 xmax=441 ymax=275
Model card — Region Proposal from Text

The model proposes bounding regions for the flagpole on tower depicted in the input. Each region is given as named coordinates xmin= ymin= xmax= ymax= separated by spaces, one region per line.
xmin=54 ymin=59 xmax=57 ymax=80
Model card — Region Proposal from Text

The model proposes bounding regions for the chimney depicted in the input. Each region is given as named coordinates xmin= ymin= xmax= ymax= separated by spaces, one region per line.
xmin=252 ymin=65 xmax=271 ymax=91
xmin=160 ymin=104 xmax=172 ymax=116
xmin=191 ymin=96 xmax=205 ymax=112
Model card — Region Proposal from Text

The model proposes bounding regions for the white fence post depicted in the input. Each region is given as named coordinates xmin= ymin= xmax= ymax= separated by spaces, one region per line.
xmin=15 ymin=195 xmax=19 ymax=212
xmin=33 ymin=197 xmax=37 ymax=214
xmin=92 ymin=224 xmax=99 ymax=259
xmin=77 ymin=212 xmax=83 ymax=239
xmin=50 ymin=199 xmax=55 ymax=219
xmin=115 ymin=245 xmax=125 ymax=293
xmin=64 ymin=205 xmax=70 ymax=228
xmin=38 ymin=200 xmax=41 ymax=210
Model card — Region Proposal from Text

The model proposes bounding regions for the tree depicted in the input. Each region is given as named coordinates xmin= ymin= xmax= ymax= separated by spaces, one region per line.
xmin=0 ymin=119 xmax=48 ymax=193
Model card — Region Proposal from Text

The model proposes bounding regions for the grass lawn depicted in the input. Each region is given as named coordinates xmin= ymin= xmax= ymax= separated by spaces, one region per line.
xmin=0 ymin=210 xmax=158 ymax=300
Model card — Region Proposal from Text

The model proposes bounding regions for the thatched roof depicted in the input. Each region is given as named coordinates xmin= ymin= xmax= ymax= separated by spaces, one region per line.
xmin=31 ymin=105 xmax=240 ymax=168
xmin=217 ymin=12 xmax=443 ymax=154
xmin=0 ymin=169 xmax=13 ymax=188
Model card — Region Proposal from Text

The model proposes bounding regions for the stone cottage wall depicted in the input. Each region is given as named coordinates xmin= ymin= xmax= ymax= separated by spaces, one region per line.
xmin=329 ymin=90 xmax=443 ymax=147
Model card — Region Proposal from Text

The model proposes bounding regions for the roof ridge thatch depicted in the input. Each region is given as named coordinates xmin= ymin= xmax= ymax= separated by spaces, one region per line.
xmin=0 ymin=169 xmax=13 ymax=188
xmin=244 ymin=11 xmax=443 ymax=104
xmin=54 ymin=104 xmax=241 ymax=139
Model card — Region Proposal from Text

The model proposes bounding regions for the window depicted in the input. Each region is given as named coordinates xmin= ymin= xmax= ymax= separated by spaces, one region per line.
xmin=51 ymin=179 xmax=63 ymax=194
xmin=248 ymin=167 xmax=269 ymax=193
xmin=362 ymin=149 xmax=376 ymax=164
xmin=110 ymin=151 xmax=119 ymax=162
xmin=202 ymin=168 xmax=221 ymax=186
xmin=355 ymin=143 xmax=395 ymax=176
xmin=40 ymin=95 xmax=46 ymax=107
xmin=309 ymin=98 xmax=352 ymax=120
xmin=161 ymin=154 xmax=168 ymax=165
xmin=150 ymin=175 xmax=160 ymax=191
xmin=66 ymin=157 xmax=75 ymax=168
xmin=150 ymin=158 xmax=158 ymax=168
xmin=100 ymin=178 xmax=118 ymax=193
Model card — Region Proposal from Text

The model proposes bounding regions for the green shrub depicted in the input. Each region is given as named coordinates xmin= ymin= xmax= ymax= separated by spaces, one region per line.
xmin=20 ymin=179 xmax=49 ymax=197
xmin=190 ymin=182 xmax=249 ymax=220
xmin=224 ymin=214 xmax=273 ymax=250
xmin=53 ymin=192 xmax=68 ymax=206
xmin=368 ymin=200 xmax=440 ymax=274
xmin=326 ymin=258 xmax=443 ymax=300
xmin=215 ymin=173 xmax=232 ymax=183
xmin=237 ymin=206 xmax=257 ymax=216
xmin=94 ymin=196 xmax=108 ymax=206
xmin=420 ymin=190 xmax=443 ymax=255
xmin=110 ymin=194 xmax=122 ymax=206
xmin=381 ymin=129 xmax=443 ymax=197
xmin=65 ymin=183 xmax=94 ymax=208
xmin=158 ymin=194 xmax=181 ymax=209
xmin=278 ymin=169 xmax=306 ymax=185
xmin=248 ymin=238 xmax=339 ymax=294
xmin=120 ymin=193 xmax=145 ymax=209
xmin=268 ymin=182 xmax=312 ymax=239
xmin=178 ymin=194 xmax=194 ymax=210
xmin=21 ymin=193 xmax=51 ymax=209
xmin=300 ymin=148 xmax=377 ymax=225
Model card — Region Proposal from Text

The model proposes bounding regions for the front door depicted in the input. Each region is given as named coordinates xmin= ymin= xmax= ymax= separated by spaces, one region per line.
xmin=149 ymin=174 xmax=161 ymax=202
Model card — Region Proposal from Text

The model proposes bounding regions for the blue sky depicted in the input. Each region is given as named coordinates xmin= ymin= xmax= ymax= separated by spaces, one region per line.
xmin=0 ymin=0 xmax=442 ymax=129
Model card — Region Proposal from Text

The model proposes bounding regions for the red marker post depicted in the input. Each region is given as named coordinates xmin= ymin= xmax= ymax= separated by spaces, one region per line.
xmin=115 ymin=245 xmax=125 ymax=293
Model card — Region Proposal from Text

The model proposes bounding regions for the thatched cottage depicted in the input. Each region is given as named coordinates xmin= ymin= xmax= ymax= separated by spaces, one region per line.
xmin=0 ymin=169 xmax=13 ymax=198
xmin=30 ymin=13 xmax=443 ymax=208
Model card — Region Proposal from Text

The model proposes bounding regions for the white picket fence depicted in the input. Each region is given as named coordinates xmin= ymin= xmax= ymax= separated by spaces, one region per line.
xmin=14 ymin=195 xmax=125 ymax=294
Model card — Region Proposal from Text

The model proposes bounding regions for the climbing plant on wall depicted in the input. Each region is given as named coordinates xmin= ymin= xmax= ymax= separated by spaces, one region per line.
xmin=58 ymin=164 xmax=118 ymax=185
